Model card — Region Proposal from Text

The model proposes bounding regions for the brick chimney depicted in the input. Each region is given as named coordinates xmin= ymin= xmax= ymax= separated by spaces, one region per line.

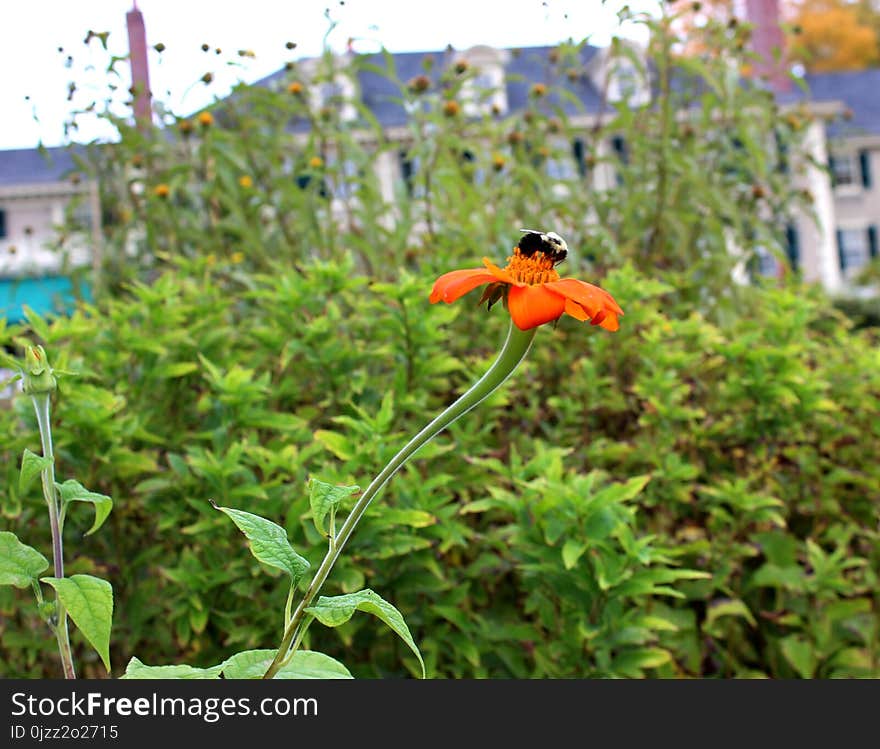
xmin=743 ymin=0 xmax=791 ymax=92
xmin=126 ymin=1 xmax=152 ymax=126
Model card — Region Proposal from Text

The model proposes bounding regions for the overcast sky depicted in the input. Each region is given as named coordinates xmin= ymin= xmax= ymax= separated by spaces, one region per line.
xmin=1 ymin=0 xmax=658 ymax=151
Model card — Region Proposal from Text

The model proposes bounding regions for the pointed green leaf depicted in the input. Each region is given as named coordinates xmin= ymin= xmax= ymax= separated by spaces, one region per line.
xmin=23 ymin=305 xmax=50 ymax=341
xmin=308 ymin=478 xmax=360 ymax=537
xmin=20 ymin=449 xmax=52 ymax=494
xmin=221 ymin=649 xmax=353 ymax=679
xmin=121 ymin=657 xmax=223 ymax=679
xmin=705 ymin=598 xmax=757 ymax=631
xmin=57 ymin=480 xmax=113 ymax=536
xmin=561 ymin=538 xmax=588 ymax=570
xmin=42 ymin=574 xmax=113 ymax=671
xmin=212 ymin=503 xmax=309 ymax=585
xmin=378 ymin=508 xmax=436 ymax=528
xmin=779 ymin=635 xmax=816 ymax=679
xmin=305 ymin=589 xmax=425 ymax=678
xmin=0 ymin=531 xmax=49 ymax=588
xmin=588 ymin=475 xmax=651 ymax=510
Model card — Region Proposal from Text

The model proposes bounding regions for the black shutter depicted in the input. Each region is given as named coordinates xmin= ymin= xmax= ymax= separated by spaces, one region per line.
xmin=785 ymin=223 xmax=799 ymax=270
xmin=0 ymin=209 xmax=5 ymax=239
xmin=611 ymin=136 xmax=628 ymax=164
xmin=399 ymin=150 xmax=415 ymax=195
xmin=572 ymin=138 xmax=586 ymax=177
xmin=868 ymin=225 xmax=878 ymax=258
xmin=860 ymin=150 xmax=872 ymax=189
xmin=837 ymin=229 xmax=846 ymax=270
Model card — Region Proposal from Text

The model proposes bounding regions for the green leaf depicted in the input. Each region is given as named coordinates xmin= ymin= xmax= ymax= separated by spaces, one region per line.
xmin=42 ymin=574 xmax=113 ymax=672
xmin=588 ymin=475 xmax=651 ymax=510
xmin=308 ymin=478 xmax=360 ymax=537
xmin=377 ymin=508 xmax=436 ymax=528
xmin=23 ymin=305 xmax=50 ymax=342
xmin=121 ymin=657 xmax=223 ymax=679
xmin=0 ymin=531 xmax=49 ymax=588
xmin=157 ymin=361 xmax=199 ymax=378
xmin=20 ymin=449 xmax=52 ymax=494
xmin=305 ymin=589 xmax=425 ymax=678
xmin=57 ymin=480 xmax=113 ymax=536
xmin=612 ymin=647 xmax=672 ymax=673
xmin=561 ymin=538 xmax=588 ymax=570
xmin=314 ymin=429 xmax=354 ymax=460
xmin=220 ymin=649 xmax=353 ymax=679
xmin=212 ymin=502 xmax=309 ymax=585
xmin=705 ymin=598 xmax=757 ymax=632
xmin=779 ymin=635 xmax=816 ymax=679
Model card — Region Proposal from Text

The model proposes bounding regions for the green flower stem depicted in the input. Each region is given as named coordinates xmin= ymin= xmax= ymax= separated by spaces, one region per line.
xmin=263 ymin=320 xmax=536 ymax=678
xmin=32 ymin=393 xmax=76 ymax=680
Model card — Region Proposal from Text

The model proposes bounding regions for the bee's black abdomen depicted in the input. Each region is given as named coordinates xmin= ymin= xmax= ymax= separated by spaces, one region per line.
xmin=517 ymin=231 xmax=546 ymax=257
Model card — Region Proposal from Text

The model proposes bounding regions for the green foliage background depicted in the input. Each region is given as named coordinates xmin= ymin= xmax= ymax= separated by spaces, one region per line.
xmin=1 ymin=9 xmax=878 ymax=678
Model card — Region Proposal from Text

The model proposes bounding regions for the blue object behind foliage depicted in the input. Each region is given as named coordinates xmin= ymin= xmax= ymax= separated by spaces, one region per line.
xmin=0 ymin=276 xmax=89 ymax=323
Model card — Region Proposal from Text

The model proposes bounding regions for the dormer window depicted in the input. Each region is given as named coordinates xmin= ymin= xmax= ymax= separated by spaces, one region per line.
xmin=300 ymin=55 xmax=358 ymax=122
xmin=456 ymin=46 xmax=508 ymax=117
xmin=586 ymin=41 xmax=650 ymax=107
xmin=607 ymin=59 xmax=649 ymax=105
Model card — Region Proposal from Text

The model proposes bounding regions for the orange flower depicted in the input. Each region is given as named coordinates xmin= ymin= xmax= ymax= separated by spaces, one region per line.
xmin=198 ymin=111 xmax=214 ymax=127
xmin=430 ymin=231 xmax=623 ymax=331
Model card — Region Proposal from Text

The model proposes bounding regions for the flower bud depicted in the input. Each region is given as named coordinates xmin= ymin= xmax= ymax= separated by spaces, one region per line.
xmin=22 ymin=345 xmax=57 ymax=395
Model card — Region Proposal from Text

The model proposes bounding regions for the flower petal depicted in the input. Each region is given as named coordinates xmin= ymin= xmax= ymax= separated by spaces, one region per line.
xmin=545 ymin=278 xmax=623 ymax=314
xmin=544 ymin=278 xmax=623 ymax=329
xmin=507 ymin=284 xmax=566 ymax=330
xmin=482 ymin=258 xmax=516 ymax=284
xmin=430 ymin=268 xmax=499 ymax=304
xmin=563 ymin=298 xmax=589 ymax=322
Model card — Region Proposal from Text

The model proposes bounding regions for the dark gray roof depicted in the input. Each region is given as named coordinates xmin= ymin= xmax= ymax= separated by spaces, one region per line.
xmin=0 ymin=146 xmax=82 ymax=186
xmin=800 ymin=68 xmax=880 ymax=137
xmin=254 ymin=44 xmax=605 ymax=129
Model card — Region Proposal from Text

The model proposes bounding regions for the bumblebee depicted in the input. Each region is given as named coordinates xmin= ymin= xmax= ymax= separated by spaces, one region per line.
xmin=517 ymin=229 xmax=568 ymax=265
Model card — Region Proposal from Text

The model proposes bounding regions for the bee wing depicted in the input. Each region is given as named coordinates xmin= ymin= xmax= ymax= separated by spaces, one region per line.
xmin=519 ymin=228 xmax=544 ymax=235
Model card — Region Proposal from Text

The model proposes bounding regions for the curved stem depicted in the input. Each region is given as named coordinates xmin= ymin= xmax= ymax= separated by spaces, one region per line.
xmin=263 ymin=320 xmax=536 ymax=678
xmin=33 ymin=393 xmax=76 ymax=680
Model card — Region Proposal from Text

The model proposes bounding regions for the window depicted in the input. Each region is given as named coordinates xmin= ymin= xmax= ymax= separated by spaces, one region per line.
xmin=311 ymin=75 xmax=357 ymax=122
xmin=607 ymin=60 xmax=649 ymax=105
xmin=755 ymin=246 xmax=779 ymax=277
xmin=755 ymin=224 xmax=799 ymax=279
xmin=829 ymin=153 xmax=858 ymax=188
xmin=830 ymin=149 xmax=873 ymax=189
xmin=837 ymin=228 xmax=870 ymax=275
xmin=456 ymin=47 xmax=508 ymax=117
xmin=0 ymin=209 xmax=6 ymax=239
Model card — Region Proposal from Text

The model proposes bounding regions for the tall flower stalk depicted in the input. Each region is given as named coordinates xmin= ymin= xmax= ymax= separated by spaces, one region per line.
xmin=23 ymin=346 xmax=76 ymax=679
xmin=263 ymin=320 xmax=535 ymax=677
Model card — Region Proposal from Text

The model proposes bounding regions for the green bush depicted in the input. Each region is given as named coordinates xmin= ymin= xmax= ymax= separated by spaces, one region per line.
xmin=1 ymin=6 xmax=877 ymax=677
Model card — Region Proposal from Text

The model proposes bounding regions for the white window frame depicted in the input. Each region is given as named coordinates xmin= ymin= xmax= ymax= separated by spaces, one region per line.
xmin=829 ymin=151 xmax=860 ymax=195
xmin=838 ymin=226 xmax=870 ymax=278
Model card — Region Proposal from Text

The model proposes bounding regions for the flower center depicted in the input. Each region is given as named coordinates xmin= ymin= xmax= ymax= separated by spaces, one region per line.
xmin=503 ymin=247 xmax=561 ymax=285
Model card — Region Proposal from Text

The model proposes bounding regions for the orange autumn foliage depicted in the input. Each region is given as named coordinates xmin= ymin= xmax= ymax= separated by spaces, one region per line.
xmin=789 ymin=0 xmax=880 ymax=71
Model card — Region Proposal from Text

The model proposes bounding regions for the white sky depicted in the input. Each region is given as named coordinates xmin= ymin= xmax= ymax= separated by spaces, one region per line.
xmin=1 ymin=0 xmax=658 ymax=151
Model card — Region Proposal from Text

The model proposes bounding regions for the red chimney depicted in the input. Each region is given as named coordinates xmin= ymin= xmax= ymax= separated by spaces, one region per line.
xmin=126 ymin=1 xmax=152 ymax=126
xmin=743 ymin=0 xmax=791 ymax=92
